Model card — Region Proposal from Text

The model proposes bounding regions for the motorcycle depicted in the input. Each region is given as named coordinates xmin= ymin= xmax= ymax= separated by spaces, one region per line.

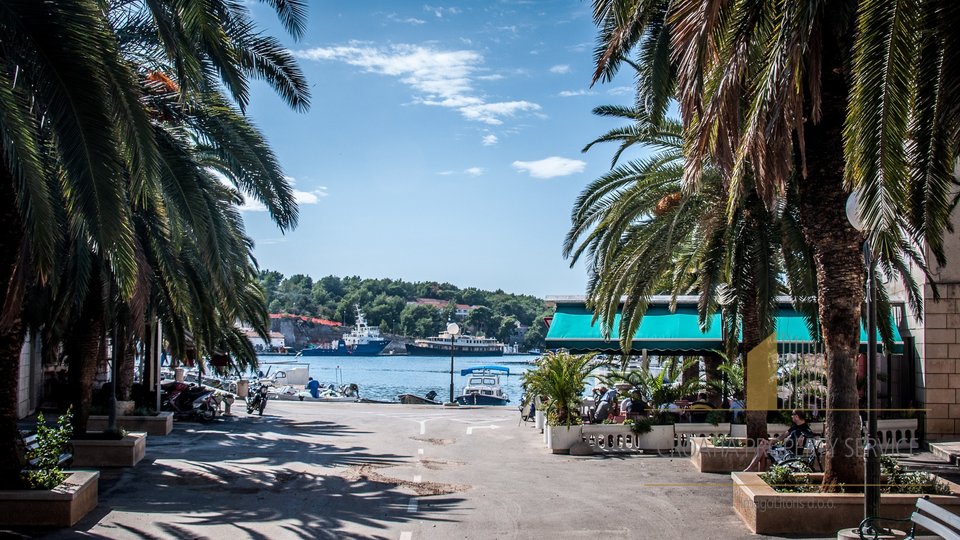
xmin=161 ymin=380 xmax=217 ymax=422
xmin=247 ymin=382 xmax=270 ymax=415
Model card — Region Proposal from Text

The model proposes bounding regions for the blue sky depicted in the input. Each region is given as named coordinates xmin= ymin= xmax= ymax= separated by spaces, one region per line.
xmin=240 ymin=1 xmax=636 ymax=298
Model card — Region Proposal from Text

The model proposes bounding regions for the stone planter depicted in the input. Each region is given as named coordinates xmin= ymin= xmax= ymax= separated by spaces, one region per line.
xmin=87 ymin=411 xmax=173 ymax=436
xmin=534 ymin=410 xmax=545 ymax=431
xmin=72 ymin=432 xmax=147 ymax=467
xmin=546 ymin=424 xmax=583 ymax=454
xmin=690 ymin=437 xmax=754 ymax=473
xmin=581 ymin=424 xmax=675 ymax=453
xmin=731 ymin=472 xmax=960 ymax=535
xmin=729 ymin=423 xmax=791 ymax=439
xmin=0 ymin=471 xmax=99 ymax=527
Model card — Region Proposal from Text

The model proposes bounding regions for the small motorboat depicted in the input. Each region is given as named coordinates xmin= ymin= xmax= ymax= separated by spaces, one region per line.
xmin=398 ymin=390 xmax=441 ymax=405
xmin=454 ymin=366 xmax=510 ymax=406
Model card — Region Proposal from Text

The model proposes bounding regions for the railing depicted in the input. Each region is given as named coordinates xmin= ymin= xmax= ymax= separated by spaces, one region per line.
xmin=567 ymin=418 xmax=919 ymax=455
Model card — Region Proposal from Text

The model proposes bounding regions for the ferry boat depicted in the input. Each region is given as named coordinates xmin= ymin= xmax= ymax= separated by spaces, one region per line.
xmin=454 ymin=366 xmax=510 ymax=405
xmin=405 ymin=331 xmax=505 ymax=357
xmin=298 ymin=305 xmax=390 ymax=356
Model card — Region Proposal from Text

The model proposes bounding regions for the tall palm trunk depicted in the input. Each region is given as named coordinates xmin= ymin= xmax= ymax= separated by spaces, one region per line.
xmin=66 ymin=270 xmax=104 ymax=438
xmin=799 ymin=50 xmax=865 ymax=490
xmin=742 ymin=294 xmax=769 ymax=441
xmin=0 ymin=169 xmax=26 ymax=488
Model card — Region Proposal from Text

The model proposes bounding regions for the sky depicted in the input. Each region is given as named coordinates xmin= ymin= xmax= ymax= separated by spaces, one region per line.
xmin=240 ymin=1 xmax=637 ymax=299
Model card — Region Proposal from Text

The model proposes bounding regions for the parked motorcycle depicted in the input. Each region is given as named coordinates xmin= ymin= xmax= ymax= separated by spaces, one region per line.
xmin=247 ymin=382 xmax=269 ymax=415
xmin=160 ymin=381 xmax=217 ymax=422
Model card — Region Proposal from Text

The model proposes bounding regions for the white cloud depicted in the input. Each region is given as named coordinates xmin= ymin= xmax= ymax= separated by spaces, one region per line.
xmin=238 ymin=197 xmax=267 ymax=212
xmin=386 ymin=13 xmax=426 ymax=25
xmin=238 ymin=177 xmax=327 ymax=211
xmin=607 ymin=85 xmax=634 ymax=96
xmin=482 ymin=134 xmax=498 ymax=146
xmin=294 ymin=42 xmax=540 ymax=126
xmin=550 ymin=64 xmax=571 ymax=74
xmin=558 ymin=89 xmax=593 ymax=97
xmin=512 ymin=157 xmax=586 ymax=179
xmin=424 ymin=5 xmax=460 ymax=18
xmin=294 ymin=187 xmax=328 ymax=205
xmin=438 ymin=167 xmax=484 ymax=176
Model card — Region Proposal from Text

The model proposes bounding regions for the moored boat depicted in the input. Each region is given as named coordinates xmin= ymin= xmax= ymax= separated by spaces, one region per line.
xmin=405 ymin=331 xmax=504 ymax=357
xmin=298 ymin=305 xmax=389 ymax=356
xmin=454 ymin=366 xmax=510 ymax=406
xmin=398 ymin=390 xmax=442 ymax=405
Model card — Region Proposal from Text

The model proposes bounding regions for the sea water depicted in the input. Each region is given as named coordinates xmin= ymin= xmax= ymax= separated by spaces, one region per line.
xmin=256 ymin=354 xmax=534 ymax=404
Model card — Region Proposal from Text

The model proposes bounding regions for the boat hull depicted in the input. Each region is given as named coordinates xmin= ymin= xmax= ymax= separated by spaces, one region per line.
xmin=405 ymin=344 xmax=503 ymax=357
xmin=300 ymin=339 xmax=389 ymax=356
xmin=454 ymin=393 xmax=510 ymax=406
xmin=398 ymin=394 xmax=442 ymax=405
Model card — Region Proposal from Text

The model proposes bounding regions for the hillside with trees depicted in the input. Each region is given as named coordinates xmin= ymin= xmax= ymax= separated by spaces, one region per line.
xmin=258 ymin=271 xmax=551 ymax=349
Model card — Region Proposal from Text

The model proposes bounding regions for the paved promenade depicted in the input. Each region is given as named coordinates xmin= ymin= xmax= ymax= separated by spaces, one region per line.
xmin=16 ymin=402 xmax=789 ymax=539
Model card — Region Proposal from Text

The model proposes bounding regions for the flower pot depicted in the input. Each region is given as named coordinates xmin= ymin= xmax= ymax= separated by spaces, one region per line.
xmin=87 ymin=411 xmax=173 ymax=436
xmin=0 ymin=471 xmax=99 ymax=527
xmin=689 ymin=437 xmax=753 ymax=473
xmin=731 ymin=472 xmax=960 ymax=535
xmin=534 ymin=410 xmax=545 ymax=431
xmin=71 ymin=432 xmax=147 ymax=467
xmin=546 ymin=424 xmax=583 ymax=454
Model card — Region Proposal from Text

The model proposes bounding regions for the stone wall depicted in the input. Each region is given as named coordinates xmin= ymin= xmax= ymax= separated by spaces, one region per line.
xmin=918 ymin=283 xmax=960 ymax=439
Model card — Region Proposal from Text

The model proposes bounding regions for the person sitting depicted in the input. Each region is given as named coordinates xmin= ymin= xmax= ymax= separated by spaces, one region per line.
xmin=728 ymin=393 xmax=745 ymax=423
xmin=743 ymin=409 xmax=815 ymax=472
xmin=306 ymin=377 xmax=320 ymax=398
xmin=593 ymin=387 xmax=617 ymax=423
xmin=688 ymin=392 xmax=716 ymax=422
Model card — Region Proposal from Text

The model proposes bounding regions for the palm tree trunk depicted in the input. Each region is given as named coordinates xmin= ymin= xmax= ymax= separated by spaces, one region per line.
xmin=799 ymin=49 xmax=865 ymax=490
xmin=66 ymin=269 xmax=105 ymax=438
xmin=0 ymin=169 xmax=26 ymax=488
xmin=703 ymin=353 xmax=721 ymax=406
xmin=742 ymin=295 xmax=769 ymax=441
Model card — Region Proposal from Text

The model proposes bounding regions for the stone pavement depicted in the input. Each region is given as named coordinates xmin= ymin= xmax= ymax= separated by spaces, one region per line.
xmin=7 ymin=402 xmax=805 ymax=539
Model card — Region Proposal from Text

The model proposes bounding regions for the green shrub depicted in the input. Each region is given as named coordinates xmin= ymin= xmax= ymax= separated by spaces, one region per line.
xmin=22 ymin=410 xmax=73 ymax=490
xmin=710 ymin=435 xmax=745 ymax=447
xmin=761 ymin=465 xmax=816 ymax=493
xmin=881 ymin=455 xmax=951 ymax=495
xmin=625 ymin=417 xmax=653 ymax=435
xmin=705 ymin=409 xmax=728 ymax=425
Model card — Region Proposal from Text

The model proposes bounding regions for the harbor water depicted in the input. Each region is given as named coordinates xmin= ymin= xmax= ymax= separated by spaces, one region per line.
xmin=256 ymin=354 xmax=535 ymax=404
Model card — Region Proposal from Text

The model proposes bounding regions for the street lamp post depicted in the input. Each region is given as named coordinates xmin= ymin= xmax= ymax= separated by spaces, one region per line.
xmin=447 ymin=322 xmax=460 ymax=405
xmin=846 ymin=193 xmax=880 ymax=521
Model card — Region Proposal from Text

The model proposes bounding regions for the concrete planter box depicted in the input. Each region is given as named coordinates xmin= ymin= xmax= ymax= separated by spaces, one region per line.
xmin=731 ymin=471 xmax=960 ymax=535
xmin=582 ymin=424 xmax=675 ymax=453
xmin=690 ymin=437 xmax=754 ymax=473
xmin=0 ymin=470 xmax=99 ymax=527
xmin=546 ymin=425 xmax=582 ymax=454
xmin=534 ymin=410 xmax=545 ymax=431
xmin=674 ymin=423 xmax=731 ymax=452
xmin=72 ymin=432 xmax=147 ymax=467
xmin=87 ymin=411 xmax=173 ymax=436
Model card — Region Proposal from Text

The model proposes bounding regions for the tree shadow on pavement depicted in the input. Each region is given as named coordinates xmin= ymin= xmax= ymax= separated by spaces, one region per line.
xmin=28 ymin=414 xmax=469 ymax=539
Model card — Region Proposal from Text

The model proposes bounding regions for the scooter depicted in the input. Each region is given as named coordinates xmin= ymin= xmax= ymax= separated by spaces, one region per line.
xmin=246 ymin=382 xmax=269 ymax=415
xmin=161 ymin=381 xmax=217 ymax=422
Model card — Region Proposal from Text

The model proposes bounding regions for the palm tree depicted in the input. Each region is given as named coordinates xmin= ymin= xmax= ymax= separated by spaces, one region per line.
xmin=565 ymin=107 xmax=806 ymax=442
xmin=521 ymin=351 xmax=599 ymax=426
xmin=587 ymin=0 xmax=947 ymax=488
xmin=0 ymin=0 xmax=310 ymax=485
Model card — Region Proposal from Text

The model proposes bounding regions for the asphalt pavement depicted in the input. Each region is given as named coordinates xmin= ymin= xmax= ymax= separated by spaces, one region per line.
xmin=9 ymin=401 xmax=793 ymax=539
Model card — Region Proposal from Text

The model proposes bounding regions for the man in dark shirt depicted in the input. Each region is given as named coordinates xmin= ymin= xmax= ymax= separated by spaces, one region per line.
xmin=744 ymin=409 xmax=814 ymax=472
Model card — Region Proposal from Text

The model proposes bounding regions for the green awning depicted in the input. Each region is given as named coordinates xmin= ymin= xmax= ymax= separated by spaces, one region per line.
xmin=774 ymin=308 xmax=903 ymax=354
xmin=545 ymin=304 xmax=722 ymax=353
xmin=545 ymin=303 xmax=905 ymax=355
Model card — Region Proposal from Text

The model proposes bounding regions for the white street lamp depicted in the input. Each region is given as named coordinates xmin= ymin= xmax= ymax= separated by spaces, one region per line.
xmin=447 ymin=322 xmax=460 ymax=405
xmin=846 ymin=191 xmax=880 ymax=522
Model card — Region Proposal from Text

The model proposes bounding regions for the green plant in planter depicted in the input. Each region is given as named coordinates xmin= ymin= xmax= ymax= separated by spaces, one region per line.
xmin=625 ymin=417 xmax=653 ymax=435
xmin=603 ymin=357 xmax=699 ymax=413
xmin=22 ymin=410 xmax=74 ymax=490
xmin=761 ymin=465 xmax=816 ymax=493
xmin=704 ymin=409 xmax=728 ymax=426
xmin=522 ymin=351 xmax=599 ymax=426
xmin=880 ymin=455 xmax=951 ymax=495
xmin=710 ymin=435 xmax=745 ymax=447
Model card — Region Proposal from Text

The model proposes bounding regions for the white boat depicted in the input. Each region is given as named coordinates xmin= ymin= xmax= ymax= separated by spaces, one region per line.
xmin=454 ymin=366 xmax=510 ymax=406
xmin=405 ymin=332 xmax=505 ymax=356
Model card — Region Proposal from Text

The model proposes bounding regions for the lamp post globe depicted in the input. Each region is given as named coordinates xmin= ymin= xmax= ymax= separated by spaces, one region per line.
xmin=447 ymin=323 xmax=460 ymax=405
xmin=847 ymin=191 xmax=880 ymax=523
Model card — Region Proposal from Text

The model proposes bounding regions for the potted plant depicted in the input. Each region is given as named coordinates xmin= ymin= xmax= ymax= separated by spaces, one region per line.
xmin=0 ymin=410 xmax=99 ymax=527
xmin=522 ymin=351 xmax=599 ymax=454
